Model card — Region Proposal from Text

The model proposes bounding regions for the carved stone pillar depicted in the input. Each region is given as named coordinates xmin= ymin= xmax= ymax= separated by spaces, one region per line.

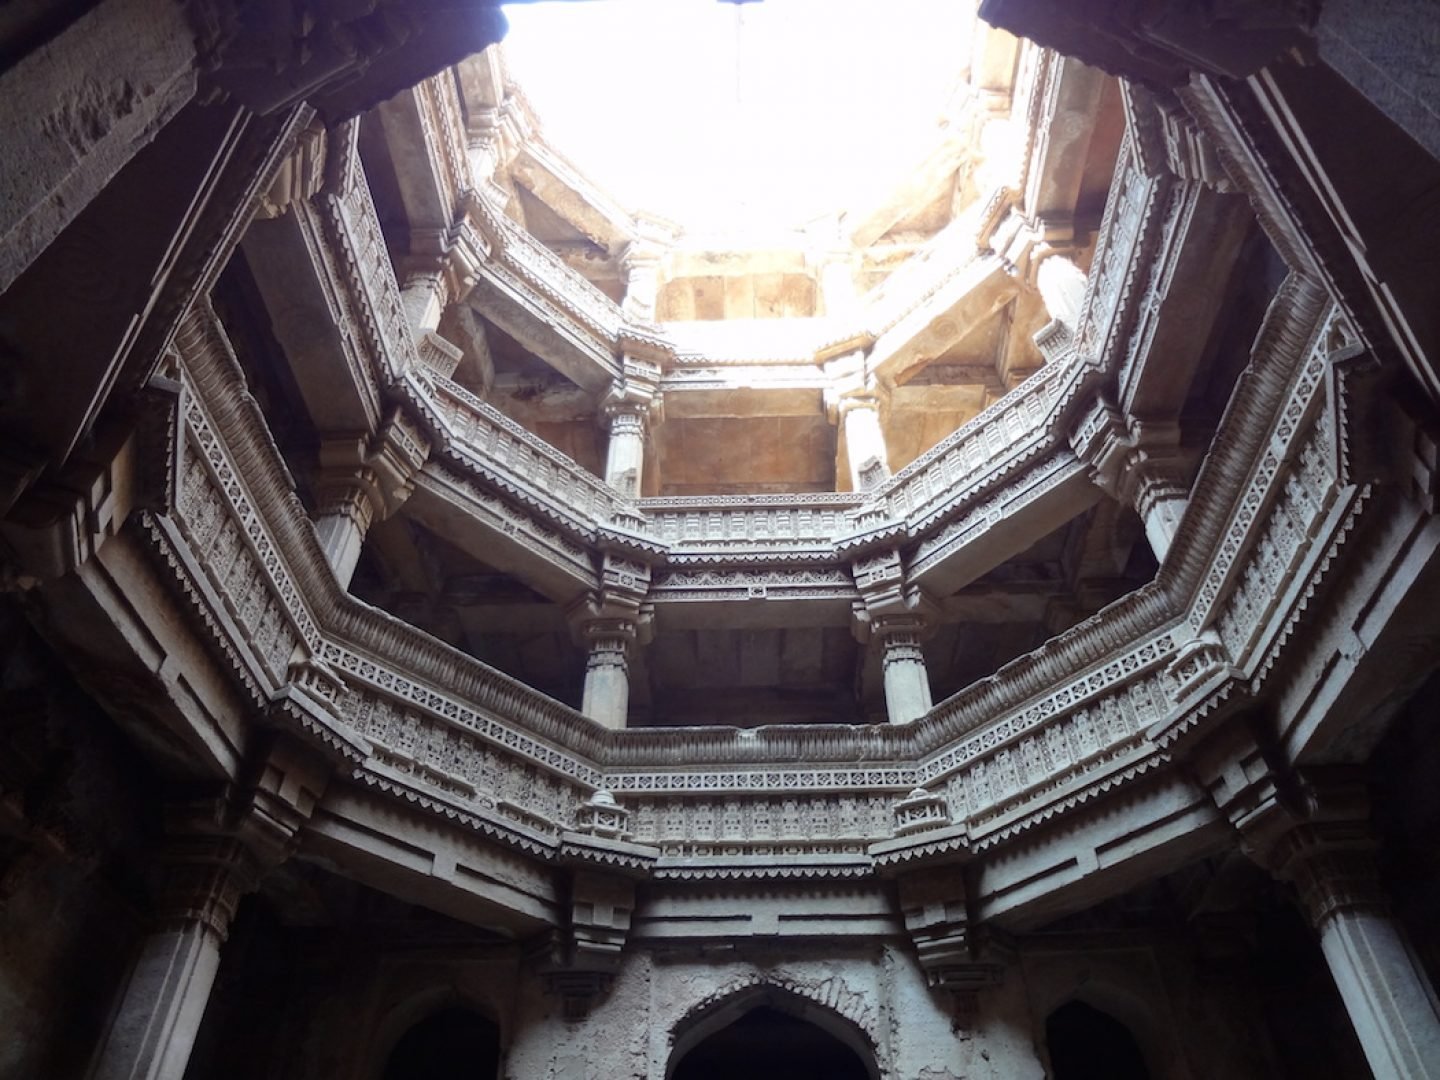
xmin=313 ymin=471 xmax=376 ymax=589
xmin=1133 ymin=466 xmax=1190 ymax=561
xmin=853 ymin=550 xmax=936 ymax=726
xmin=620 ymin=221 xmax=671 ymax=324
xmin=398 ymin=264 xmax=449 ymax=340
xmin=539 ymin=792 xmax=658 ymax=1018
xmin=1274 ymin=822 xmax=1440 ymax=1079
xmin=1035 ymin=251 xmax=1087 ymax=331
xmin=603 ymin=407 xmax=648 ymax=498
xmin=602 ymin=361 xmax=661 ymax=498
xmin=871 ymin=810 xmax=1007 ymax=1027
xmin=1199 ymin=753 xmax=1440 ymax=1080
xmin=839 ymin=396 xmax=891 ymax=491
xmin=620 ymin=246 xmax=663 ymax=324
xmin=579 ymin=619 xmax=636 ymax=730
xmin=312 ymin=411 xmax=429 ymax=588
xmin=572 ymin=555 xmax=652 ymax=730
xmin=876 ymin=615 xmax=934 ymax=725
xmin=816 ymin=251 xmax=858 ymax=319
xmin=88 ymin=835 xmax=260 ymax=1080
xmin=1071 ymin=400 xmax=1189 ymax=561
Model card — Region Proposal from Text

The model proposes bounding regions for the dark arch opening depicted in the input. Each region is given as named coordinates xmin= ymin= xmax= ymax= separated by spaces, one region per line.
xmin=1046 ymin=1000 xmax=1151 ymax=1080
xmin=672 ymin=1005 xmax=870 ymax=1080
xmin=382 ymin=1007 xmax=500 ymax=1080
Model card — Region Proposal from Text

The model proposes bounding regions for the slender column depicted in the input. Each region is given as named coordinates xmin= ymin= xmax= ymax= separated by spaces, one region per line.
xmin=88 ymin=838 xmax=259 ymax=1080
xmin=399 ymin=265 xmax=449 ymax=340
xmin=1035 ymin=252 xmax=1088 ymax=330
xmin=839 ymin=396 xmax=891 ymax=491
xmin=579 ymin=619 xmax=636 ymax=730
xmin=1070 ymin=401 xmax=1189 ymax=562
xmin=817 ymin=252 xmax=858 ymax=319
xmin=312 ymin=415 xmax=429 ymax=589
xmin=603 ymin=407 xmax=648 ymax=497
xmin=1275 ymin=824 xmax=1440 ymax=1079
xmin=620 ymin=248 xmax=662 ymax=323
xmin=877 ymin=616 xmax=934 ymax=724
xmin=1133 ymin=467 xmax=1190 ymax=561
xmin=313 ymin=469 xmax=376 ymax=589
xmin=620 ymin=221 xmax=672 ymax=324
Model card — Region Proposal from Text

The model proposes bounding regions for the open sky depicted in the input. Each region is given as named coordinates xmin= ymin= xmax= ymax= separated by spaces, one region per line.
xmin=501 ymin=0 xmax=975 ymax=237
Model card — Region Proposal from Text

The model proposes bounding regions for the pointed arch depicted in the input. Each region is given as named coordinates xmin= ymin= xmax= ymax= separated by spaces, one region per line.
xmin=666 ymin=978 xmax=881 ymax=1080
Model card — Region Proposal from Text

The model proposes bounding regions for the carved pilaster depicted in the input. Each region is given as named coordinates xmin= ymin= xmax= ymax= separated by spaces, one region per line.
xmin=1070 ymin=399 xmax=1190 ymax=560
xmin=893 ymin=865 xmax=1006 ymax=1024
xmin=602 ymin=359 xmax=662 ymax=497
xmin=539 ymin=792 xmax=657 ymax=1019
xmin=313 ymin=410 xmax=430 ymax=587
xmin=837 ymin=394 xmax=891 ymax=492
xmin=852 ymin=551 xmax=937 ymax=725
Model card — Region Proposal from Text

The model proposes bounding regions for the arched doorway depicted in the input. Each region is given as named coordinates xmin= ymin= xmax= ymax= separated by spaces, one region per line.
xmin=1045 ymin=1000 xmax=1150 ymax=1080
xmin=382 ymin=1007 xmax=500 ymax=1080
xmin=671 ymin=1004 xmax=872 ymax=1080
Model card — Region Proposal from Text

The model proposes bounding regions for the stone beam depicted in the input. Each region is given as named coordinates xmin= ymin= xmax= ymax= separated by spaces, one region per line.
xmin=512 ymin=143 xmax=636 ymax=256
xmin=630 ymin=884 xmax=901 ymax=942
xmin=907 ymin=454 xmax=1101 ymax=597
xmin=0 ymin=100 xmax=303 ymax=517
xmin=869 ymin=257 xmax=1017 ymax=389
xmin=1022 ymin=54 xmax=1112 ymax=238
xmin=848 ymin=131 xmax=971 ymax=249
xmin=369 ymin=83 xmax=459 ymax=251
xmin=0 ymin=0 xmax=197 ymax=296
xmin=241 ymin=203 xmax=386 ymax=434
xmin=1117 ymin=182 xmax=1252 ymax=421
xmin=302 ymin=787 xmax=562 ymax=933
xmin=405 ymin=467 xmax=599 ymax=607
xmin=970 ymin=772 xmax=1229 ymax=928
xmin=467 ymin=271 xmax=618 ymax=394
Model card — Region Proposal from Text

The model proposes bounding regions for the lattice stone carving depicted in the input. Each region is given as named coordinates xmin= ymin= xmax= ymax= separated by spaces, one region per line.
xmin=574 ymin=790 xmax=630 ymax=840
xmin=893 ymin=788 xmax=952 ymax=837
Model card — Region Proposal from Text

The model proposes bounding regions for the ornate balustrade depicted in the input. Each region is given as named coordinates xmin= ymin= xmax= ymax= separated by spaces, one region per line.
xmin=134 ymin=253 xmax=1366 ymax=884
xmin=103 ymin=77 xmax=1382 ymax=901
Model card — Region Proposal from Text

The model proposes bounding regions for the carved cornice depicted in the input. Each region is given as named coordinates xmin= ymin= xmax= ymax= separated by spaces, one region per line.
xmin=69 ymin=72 xmax=1394 ymax=906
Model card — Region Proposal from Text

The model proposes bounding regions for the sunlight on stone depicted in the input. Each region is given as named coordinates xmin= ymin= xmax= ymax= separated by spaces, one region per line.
xmin=502 ymin=0 xmax=977 ymax=238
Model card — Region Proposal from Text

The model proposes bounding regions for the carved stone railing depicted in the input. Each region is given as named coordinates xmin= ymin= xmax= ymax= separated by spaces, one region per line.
xmin=639 ymin=493 xmax=865 ymax=561
xmin=418 ymin=370 xmax=624 ymax=532
xmin=113 ymin=67 xmax=1381 ymax=903
xmin=860 ymin=359 xmax=1080 ymax=537
xmin=127 ymin=262 xmax=1370 ymax=896
xmin=316 ymin=121 xmax=423 ymax=388
xmin=469 ymin=192 xmax=625 ymax=343
xmin=1072 ymin=132 xmax=1166 ymax=373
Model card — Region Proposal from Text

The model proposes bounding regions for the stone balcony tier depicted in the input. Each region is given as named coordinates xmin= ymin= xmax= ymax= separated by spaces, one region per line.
xmin=56 ymin=229 xmax=1365 ymax=923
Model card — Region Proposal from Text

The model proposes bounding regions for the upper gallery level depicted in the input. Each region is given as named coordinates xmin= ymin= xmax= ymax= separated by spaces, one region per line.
xmin=204 ymin=2 xmax=1271 ymax=734
xmin=6 ymin=0 xmax=1433 ymax=972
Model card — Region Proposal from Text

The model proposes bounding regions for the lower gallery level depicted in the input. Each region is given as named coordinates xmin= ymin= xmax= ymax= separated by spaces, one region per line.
xmin=3 ymin=1 xmax=1440 ymax=1078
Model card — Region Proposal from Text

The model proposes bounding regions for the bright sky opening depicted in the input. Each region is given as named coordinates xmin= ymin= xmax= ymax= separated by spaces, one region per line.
xmin=501 ymin=0 xmax=976 ymax=238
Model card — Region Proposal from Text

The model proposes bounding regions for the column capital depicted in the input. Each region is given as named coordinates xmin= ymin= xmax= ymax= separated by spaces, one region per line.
xmin=1194 ymin=735 xmax=1380 ymax=928
xmin=316 ymin=408 xmax=430 ymax=522
xmin=893 ymin=866 xmax=1009 ymax=1023
xmin=150 ymin=834 xmax=262 ymax=944
xmin=603 ymin=358 xmax=663 ymax=425
xmin=1272 ymin=820 xmax=1387 ymax=931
